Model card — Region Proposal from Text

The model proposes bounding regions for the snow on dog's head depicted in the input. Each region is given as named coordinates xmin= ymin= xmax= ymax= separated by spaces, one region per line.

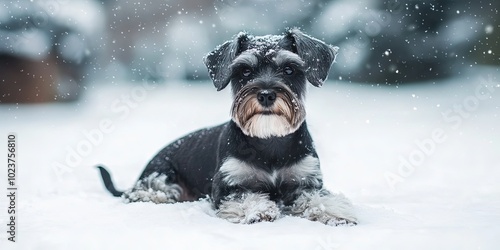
xmin=204 ymin=29 xmax=338 ymax=138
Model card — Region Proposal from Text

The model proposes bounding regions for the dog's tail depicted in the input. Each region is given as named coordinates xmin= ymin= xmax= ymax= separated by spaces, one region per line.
xmin=96 ymin=166 xmax=124 ymax=197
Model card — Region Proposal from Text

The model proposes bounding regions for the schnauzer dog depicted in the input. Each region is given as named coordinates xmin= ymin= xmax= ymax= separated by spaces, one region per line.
xmin=98 ymin=29 xmax=357 ymax=226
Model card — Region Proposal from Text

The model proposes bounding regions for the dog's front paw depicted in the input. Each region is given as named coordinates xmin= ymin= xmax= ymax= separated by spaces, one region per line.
xmin=290 ymin=190 xmax=358 ymax=226
xmin=217 ymin=193 xmax=280 ymax=224
xmin=245 ymin=205 xmax=280 ymax=224
xmin=302 ymin=205 xmax=357 ymax=226
xmin=325 ymin=217 xmax=357 ymax=227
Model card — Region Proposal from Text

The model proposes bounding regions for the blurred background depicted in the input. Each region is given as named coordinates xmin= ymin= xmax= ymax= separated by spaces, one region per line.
xmin=1 ymin=3 xmax=499 ymax=245
xmin=0 ymin=0 xmax=498 ymax=103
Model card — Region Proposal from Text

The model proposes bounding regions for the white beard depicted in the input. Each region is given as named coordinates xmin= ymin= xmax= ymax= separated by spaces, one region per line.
xmin=237 ymin=114 xmax=300 ymax=139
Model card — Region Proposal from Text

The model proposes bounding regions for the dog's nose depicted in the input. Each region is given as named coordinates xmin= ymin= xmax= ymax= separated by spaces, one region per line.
xmin=257 ymin=90 xmax=276 ymax=107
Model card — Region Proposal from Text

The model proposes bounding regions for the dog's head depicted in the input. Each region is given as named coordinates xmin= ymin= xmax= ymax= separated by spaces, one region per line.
xmin=204 ymin=29 xmax=338 ymax=138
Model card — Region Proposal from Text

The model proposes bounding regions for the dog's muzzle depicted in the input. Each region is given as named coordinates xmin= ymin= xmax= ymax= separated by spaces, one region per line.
xmin=231 ymin=83 xmax=305 ymax=138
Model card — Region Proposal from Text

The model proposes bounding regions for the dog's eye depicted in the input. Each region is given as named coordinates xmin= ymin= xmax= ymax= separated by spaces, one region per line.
xmin=241 ymin=68 xmax=252 ymax=78
xmin=283 ymin=66 xmax=294 ymax=75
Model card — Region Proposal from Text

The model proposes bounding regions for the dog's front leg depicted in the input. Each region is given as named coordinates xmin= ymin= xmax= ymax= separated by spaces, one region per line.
xmin=211 ymin=173 xmax=280 ymax=224
xmin=216 ymin=192 xmax=281 ymax=224
xmin=288 ymin=189 xmax=358 ymax=226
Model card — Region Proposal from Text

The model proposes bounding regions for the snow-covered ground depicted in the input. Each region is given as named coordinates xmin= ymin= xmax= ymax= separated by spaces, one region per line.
xmin=1 ymin=67 xmax=499 ymax=249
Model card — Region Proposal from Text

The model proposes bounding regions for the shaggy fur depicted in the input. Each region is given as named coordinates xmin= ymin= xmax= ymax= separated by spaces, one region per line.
xmin=97 ymin=29 xmax=357 ymax=226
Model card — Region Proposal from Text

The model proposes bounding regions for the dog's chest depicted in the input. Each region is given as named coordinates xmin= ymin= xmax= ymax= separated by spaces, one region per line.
xmin=219 ymin=155 xmax=322 ymax=188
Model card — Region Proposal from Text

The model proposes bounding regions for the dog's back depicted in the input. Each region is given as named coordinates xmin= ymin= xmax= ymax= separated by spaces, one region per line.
xmin=138 ymin=123 xmax=229 ymax=198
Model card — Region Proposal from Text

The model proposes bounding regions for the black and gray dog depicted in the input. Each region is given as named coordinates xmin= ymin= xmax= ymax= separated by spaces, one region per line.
xmin=98 ymin=29 xmax=357 ymax=226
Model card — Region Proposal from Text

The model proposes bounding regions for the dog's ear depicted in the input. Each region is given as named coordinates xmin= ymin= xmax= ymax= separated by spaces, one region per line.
xmin=204 ymin=32 xmax=249 ymax=91
xmin=284 ymin=29 xmax=338 ymax=87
